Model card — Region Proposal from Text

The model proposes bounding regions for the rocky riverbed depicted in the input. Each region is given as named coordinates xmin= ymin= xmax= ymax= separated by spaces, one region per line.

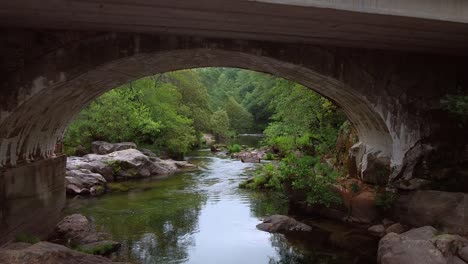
xmin=65 ymin=141 xmax=197 ymax=196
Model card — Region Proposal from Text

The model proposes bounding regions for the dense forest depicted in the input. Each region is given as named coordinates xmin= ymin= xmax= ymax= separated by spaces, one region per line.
xmin=64 ymin=67 xmax=349 ymax=206
xmin=64 ymin=68 xmax=346 ymax=159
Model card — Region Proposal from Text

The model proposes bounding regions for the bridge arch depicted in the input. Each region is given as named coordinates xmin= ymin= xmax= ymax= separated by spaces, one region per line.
xmin=0 ymin=33 xmax=394 ymax=175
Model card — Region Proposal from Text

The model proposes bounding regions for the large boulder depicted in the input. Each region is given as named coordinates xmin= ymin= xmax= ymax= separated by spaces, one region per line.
xmin=377 ymin=226 xmax=468 ymax=264
xmin=51 ymin=214 xmax=108 ymax=245
xmin=66 ymin=169 xmax=106 ymax=196
xmin=0 ymin=242 xmax=128 ymax=264
xmin=393 ymin=190 xmax=468 ymax=235
xmin=91 ymin=141 xmax=136 ymax=155
xmin=67 ymin=147 xmax=197 ymax=182
xmin=67 ymin=157 xmax=113 ymax=180
xmin=256 ymin=215 xmax=312 ymax=233
xmin=50 ymin=214 xmax=121 ymax=257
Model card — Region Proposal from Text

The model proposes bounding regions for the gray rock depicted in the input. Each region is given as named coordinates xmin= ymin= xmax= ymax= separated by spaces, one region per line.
xmin=3 ymin=242 xmax=32 ymax=250
xmin=451 ymin=256 xmax=468 ymax=264
xmin=382 ymin=218 xmax=395 ymax=226
xmin=65 ymin=169 xmax=106 ymax=196
xmin=368 ymin=225 xmax=385 ymax=236
xmin=393 ymin=190 xmax=468 ymax=235
xmin=52 ymin=214 xmax=108 ymax=245
xmin=67 ymin=148 xmax=197 ymax=182
xmin=256 ymin=215 xmax=312 ymax=233
xmin=378 ymin=232 xmax=446 ymax=264
xmin=401 ymin=226 xmax=437 ymax=240
xmin=459 ymin=246 xmax=468 ymax=262
xmin=430 ymin=234 xmax=468 ymax=257
xmin=386 ymin=223 xmax=405 ymax=234
xmin=91 ymin=141 xmax=136 ymax=155
xmin=395 ymin=178 xmax=432 ymax=190
xmin=0 ymin=242 xmax=129 ymax=264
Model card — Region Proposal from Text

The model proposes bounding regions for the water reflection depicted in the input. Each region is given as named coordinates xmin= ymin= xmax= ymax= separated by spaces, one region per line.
xmin=65 ymin=143 xmax=376 ymax=264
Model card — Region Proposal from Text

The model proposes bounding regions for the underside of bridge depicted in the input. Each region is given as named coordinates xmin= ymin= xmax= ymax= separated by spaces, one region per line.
xmin=0 ymin=0 xmax=467 ymax=245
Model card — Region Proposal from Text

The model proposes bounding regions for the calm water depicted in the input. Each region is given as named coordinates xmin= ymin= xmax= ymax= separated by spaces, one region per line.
xmin=65 ymin=137 xmax=377 ymax=264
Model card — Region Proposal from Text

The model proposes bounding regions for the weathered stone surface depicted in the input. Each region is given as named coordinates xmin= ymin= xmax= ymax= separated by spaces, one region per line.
xmin=91 ymin=141 xmax=136 ymax=155
xmin=348 ymin=190 xmax=379 ymax=224
xmin=431 ymin=235 xmax=468 ymax=257
xmin=378 ymin=232 xmax=446 ymax=264
xmin=67 ymin=149 xmax=196 ymax=181
xmin=368 ymin=225 xmax=385 ymax=236
xmin=385 ymin=223 xmax=405 ymax=234
xmin=3 ymin=242 xmax=32 ymax=250
xmin=395 ymin=178 xmax=432 ymax=191
xmin=66 ymin=169 xmax=106 ymax=196
xmin=459 ymin=246 xmax=468 ymax=262
xmin=256 ymin=215 xmax=312 ymax=233
xmin=401 ymin=226 xmax=437 ymax=240
xmin=451 ymin=256 xmax=468 ymax=264
xmin=0 ymin=242 xmax=128 ymax=264
xmin=360 ymin=149 xmax=391 ymax=185
xmin=51 ymin=214 xmax=108 ymax=246
xmin=67 ymin=157 xmax=113 ymax=180
xmin=393 ymin=191 xmax=468 ymax=235
xmin=378 ymin=226 xmax=468 ymax=264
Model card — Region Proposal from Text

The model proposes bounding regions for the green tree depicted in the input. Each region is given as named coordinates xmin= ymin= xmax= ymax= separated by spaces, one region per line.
xmin=210 ymin=110 xmax=230 ymax=140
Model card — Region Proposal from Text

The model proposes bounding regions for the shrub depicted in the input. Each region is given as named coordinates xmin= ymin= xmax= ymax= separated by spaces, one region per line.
xmin=228 ymin=144 xmax=242 ymax=153
xmin=375 ymin=189 xmax=397 ymax=211
xmin=264 ymin=153 xmax=275 ymax=160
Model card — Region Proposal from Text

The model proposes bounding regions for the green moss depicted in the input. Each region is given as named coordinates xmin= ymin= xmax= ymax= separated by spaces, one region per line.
xmin=108 ymin=182 xmax=130 ymax=192
xmin=104 ymin=160 xmax=122 ymax=175
xmin=14 ymin=233 xmax=40 ymax=244
xmin=76 ymin=242 xmax=116 ymax=255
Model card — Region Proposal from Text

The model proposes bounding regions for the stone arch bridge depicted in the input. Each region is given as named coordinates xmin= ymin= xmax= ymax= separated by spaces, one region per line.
xmin=0 ymin=0 xmax=467 ymax=244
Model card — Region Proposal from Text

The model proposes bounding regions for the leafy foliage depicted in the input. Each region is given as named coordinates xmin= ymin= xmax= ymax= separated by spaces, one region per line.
xmin=241 ymin=155 xmax=342 ymax=207
xmin=441 ymin=94 xmax=468 ymax=125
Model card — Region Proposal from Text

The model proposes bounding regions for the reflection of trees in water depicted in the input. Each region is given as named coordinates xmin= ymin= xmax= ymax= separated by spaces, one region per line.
xmin=268 ymin=234 xmax=339 ymax=264
xmin=78 ymin=174 xmax=207 ymax=264
xmin=246 ymin=191 xmax=289 ymax=218
xmin=122 ymin=192 xmax=206 ymax=264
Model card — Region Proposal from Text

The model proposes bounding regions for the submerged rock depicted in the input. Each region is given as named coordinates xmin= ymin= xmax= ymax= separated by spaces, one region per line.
xmin=91 ymin=141 xmax=137 ymax=155
xmin=50 ymin=214 xmax=121 ymax=257
xmin=256 ymin=215 xmax=312 ymax=233
xmin=51 ymin=214 xmax=108 ymax=246
xmin=0 ymin=242 xmax=128 ymax=264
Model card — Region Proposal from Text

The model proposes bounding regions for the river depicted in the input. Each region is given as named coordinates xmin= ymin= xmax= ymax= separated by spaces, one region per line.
xmin=65 ymin=137 xmax=377 ymax=264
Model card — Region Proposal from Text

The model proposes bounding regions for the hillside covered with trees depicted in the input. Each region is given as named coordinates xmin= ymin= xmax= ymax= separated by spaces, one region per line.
xmin=64 ymin=68 xmax=347 ymax=161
